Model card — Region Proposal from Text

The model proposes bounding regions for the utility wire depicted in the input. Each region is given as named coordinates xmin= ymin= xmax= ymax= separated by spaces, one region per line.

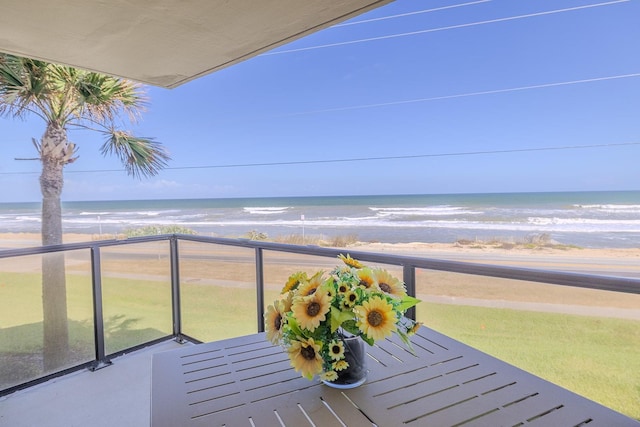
xmin=264 ymin=0 xmax=629 ymax=56
xmin=2 ymin=142 xmax=638 ymax=175
xmin=284 ymin=72 xmax=640 ymax=116
xmin=334 ymin=0 xmax=492 ymax=27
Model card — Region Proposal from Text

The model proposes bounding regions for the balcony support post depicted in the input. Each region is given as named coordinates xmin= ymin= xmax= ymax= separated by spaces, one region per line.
xmin=403 ymin=264 xmax=417 ymax=321
xmin=90 ymin=246 xmax=111 ymax=370
xmin=256 ymin=248 xmax=265 ymax=332
xmin=170 ymin=236 xmax=186 ymax=343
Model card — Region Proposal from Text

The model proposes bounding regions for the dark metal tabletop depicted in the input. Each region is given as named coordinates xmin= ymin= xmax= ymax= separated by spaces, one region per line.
xmin=151 ymin=326 xmax=638 ymax=426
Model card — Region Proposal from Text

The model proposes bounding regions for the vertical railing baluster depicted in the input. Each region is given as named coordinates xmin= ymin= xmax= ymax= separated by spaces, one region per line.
xmin=403 ymin=264 xmax=417 ymax=321
xmin=90 ymin=246 xmax=111 ymax=370
xmin=256 ymin=248 xmax=265 ymax=332
xmin=170 ymin=236 xmax=185 ymax=343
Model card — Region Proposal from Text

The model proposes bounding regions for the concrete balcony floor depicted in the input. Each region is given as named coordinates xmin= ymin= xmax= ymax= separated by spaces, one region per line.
xmin=0 ymin=340 xmax=187 ymax=427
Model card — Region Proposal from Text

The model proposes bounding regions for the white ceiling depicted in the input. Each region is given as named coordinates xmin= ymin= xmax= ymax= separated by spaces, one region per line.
xmin=0 ymin=0 xmax=392 ymax=88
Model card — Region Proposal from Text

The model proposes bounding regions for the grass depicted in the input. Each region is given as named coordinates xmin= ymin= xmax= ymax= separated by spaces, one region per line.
xmin=273 ymin=233 xmax=359 ymax=247
xmin=109 ymin=226 xmax=362 ymax=248
xmin=1 ymin=270 xmax=638 ymax=420
xmin=455 ymin=233 xmax=582 ymax=250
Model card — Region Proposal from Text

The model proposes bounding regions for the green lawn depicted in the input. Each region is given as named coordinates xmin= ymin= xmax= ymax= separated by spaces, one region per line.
xmin=1 ymin=271 xmax=638 ymax=420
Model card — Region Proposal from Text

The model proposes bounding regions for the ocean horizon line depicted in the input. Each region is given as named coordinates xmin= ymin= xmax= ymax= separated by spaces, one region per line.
xmin=2 ymin=188 xmax=639 ymax=206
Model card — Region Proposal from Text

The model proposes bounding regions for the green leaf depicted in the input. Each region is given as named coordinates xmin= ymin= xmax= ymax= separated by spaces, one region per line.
xmin=360 ymin=334 xmax=374 ymax=346
xmin=341 ymin=320 xmax=360 ymax=336
xmin=395 ymin=329 xmax=416 ymax=355
xmin=397 ymin=295 xmax=421 ymax=312
xmin=286 ymin=315 xmax=302 ymax=337
xmin=330 ymin=306 xmax=353 ymax=332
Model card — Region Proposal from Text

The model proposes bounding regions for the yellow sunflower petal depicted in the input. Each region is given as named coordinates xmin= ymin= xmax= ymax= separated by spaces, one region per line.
xmin=338 ymin=254 xmax=363 ymax=269
xmin=354 ymin=296 xmax=397 ymax=341
xmin=372 ymin=269 xmax=406 ymax=298
xmin=328 ymin=340 xmax=345 ymax=361
xmin=333 ymin=360 xmax=349 ymax=371
xmin=297 ymin=271 xmax=324 ymax=296
xmin=356 ymin=268 xmax=375 ymax=289
xmin=288 ymin=338 xmax=323 ymax=379
xmin=264 ymin=303 xmax=284 ymax=344
xmin=282 ymin=271 xmax=308 ymax=293
xmin=320 ymin=370 xmax=339 ymax=382
xmin=342 ymin=291 xmax=358 ymax=308
xmin=280 ymin=291 xmax=294 ymax=313
xmin=291 ymin=291 xmax=331 ymax=332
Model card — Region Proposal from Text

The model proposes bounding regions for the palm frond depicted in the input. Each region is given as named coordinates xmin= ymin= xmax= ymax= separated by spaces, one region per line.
xmin=66 ymin=71 xmax=148 ymax=124
xmin=0 ymin=54 xmax=59 ymax=121
xmin=101 ymin=131 xmax=169 ymax=179
xmin=0 ymin=55 xmax=40 ymax=116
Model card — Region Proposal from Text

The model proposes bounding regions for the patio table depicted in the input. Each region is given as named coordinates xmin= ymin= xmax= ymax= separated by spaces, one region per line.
xmin=151 ymin=326 xmax=638 ymax=426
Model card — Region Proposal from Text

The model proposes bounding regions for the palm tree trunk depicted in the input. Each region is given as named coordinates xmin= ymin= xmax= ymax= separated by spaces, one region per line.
xmin=40 ymin=123 xmax=70 ymax=372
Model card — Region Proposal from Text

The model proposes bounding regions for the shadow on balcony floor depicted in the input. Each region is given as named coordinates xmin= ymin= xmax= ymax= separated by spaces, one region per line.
xmin=0 ymin=339 xmax=187 ymax=427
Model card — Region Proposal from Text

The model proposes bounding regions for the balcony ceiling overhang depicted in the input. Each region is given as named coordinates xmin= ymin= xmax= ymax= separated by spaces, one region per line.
xmin=0 ymin=0 xmax=392 ymax=89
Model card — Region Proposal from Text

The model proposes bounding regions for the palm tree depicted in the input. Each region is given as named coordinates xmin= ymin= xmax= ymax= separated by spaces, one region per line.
xmin=0 ymin=54 xmax=170 ymax=371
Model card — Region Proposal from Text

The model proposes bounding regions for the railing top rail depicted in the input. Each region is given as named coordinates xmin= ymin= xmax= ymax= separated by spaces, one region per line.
xmin=1 ymin=233 xmax=638 ymax=295
xmin=0 ymin=234 xmax=173 ymax=258
xmin=177 ymin=234 xmax=640 ymax=295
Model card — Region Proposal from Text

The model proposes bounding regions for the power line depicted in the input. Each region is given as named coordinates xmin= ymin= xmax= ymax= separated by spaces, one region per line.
xmin=284 ymin=72 xmax=640 ymax=116
xmin=334 ymin=0 xmax=492 ymax=27
xmin=2 ymin=142 xmax=638 ymax=175
xmin=161 ymin=142 xmax=640 ymax=169
xmin=264 ymin=0 xmax=629 ymax=56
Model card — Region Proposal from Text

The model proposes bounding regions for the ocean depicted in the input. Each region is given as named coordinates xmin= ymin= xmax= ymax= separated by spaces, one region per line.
xmin=1 ymin=191 xmax=639 ymax=248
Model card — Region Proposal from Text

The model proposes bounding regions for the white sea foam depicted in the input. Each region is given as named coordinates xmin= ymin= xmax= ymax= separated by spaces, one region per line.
xmin=243 ymin=207 xmax=290 ymax=215
xmin=79 ymin=210 xmax=174 ymax=217
xmin=369 ymin=206 xmax=482 ymax=216
xmin=79 ymin=211 xmax=113 ymax=216
xmin=575 ymin=204 xmax=640 ymax=211
xmin=528 ymin=217 xmax=640 ymax=226
xmin=15 ymin=216 xmax=41 ymax=223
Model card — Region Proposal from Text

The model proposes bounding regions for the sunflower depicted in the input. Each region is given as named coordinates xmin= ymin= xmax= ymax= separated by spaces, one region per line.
xmin=323 ymin=282 xmax=336 ymax=300
xmin=288 ymin=338 xmax=323 ymax=379
xmin=280 ymin=291 xmax=294 ymax=313
xmin=354 ymin=296 xmax=397 ymax=341
xmin=297 ymin=271 xmax=324 ymax=296
xmin=342 ymin=291 xmax=358 ymax=308
xmin=291 ymin=290 xmax=331 ymax=331
xmin=281 ymin=271 xmax=308 ymax=293
xmin=356 ymin=268 xmax=375 ymax=289
xmin=338 ymin=254 xmax=363 ymax=269
xmin=328 ymin=339 xmax=345 ymax=361
xmin=408 ymin=321 xmax=423 ymax=335
xmin=333 ymin=360 xmax=349 ymax=371
xmin=337 ymin=280 xmax=350 ymax=294
xmin=320 ymin=370 xmax=338 ymax=382
xmin=372 ymin=269 xmax=406 ymax=298
xmin=264 ymin=302 xmax=284 ymax=344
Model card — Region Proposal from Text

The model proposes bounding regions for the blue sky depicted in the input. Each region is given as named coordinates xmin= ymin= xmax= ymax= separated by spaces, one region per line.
xmin=1 ymin=0 xmax=639 ymax=202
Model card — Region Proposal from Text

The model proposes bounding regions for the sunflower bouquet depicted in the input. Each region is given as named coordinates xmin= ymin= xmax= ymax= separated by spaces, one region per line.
xmin=264 ymin=254 xmax=421 ymax=383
